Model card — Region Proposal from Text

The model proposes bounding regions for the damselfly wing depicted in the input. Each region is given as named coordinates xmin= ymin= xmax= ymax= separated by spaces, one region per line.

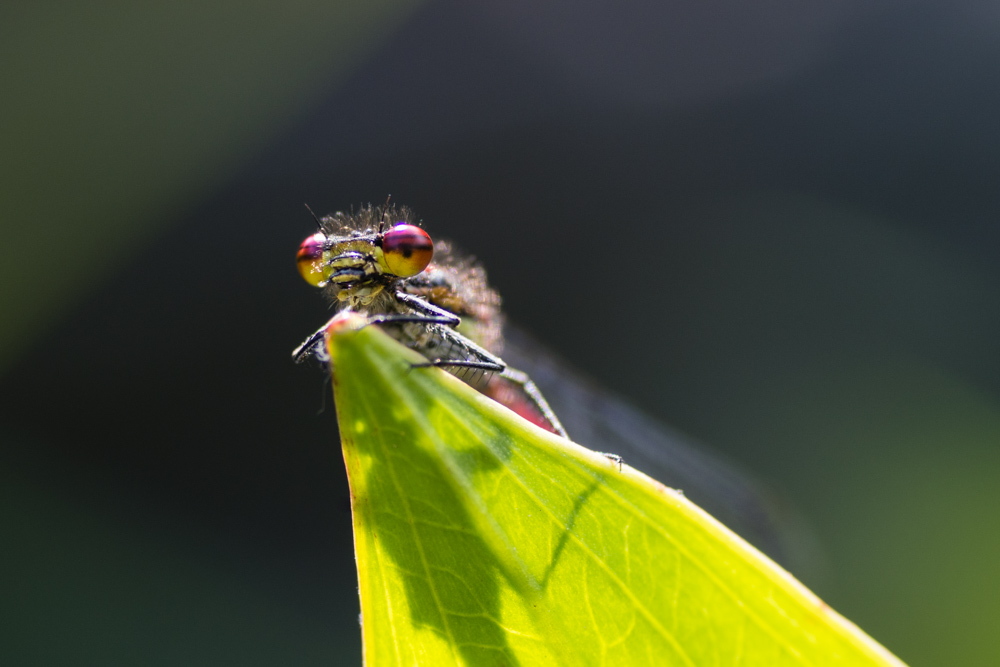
xmin=499 ymin=325 xmax=800 ymax=565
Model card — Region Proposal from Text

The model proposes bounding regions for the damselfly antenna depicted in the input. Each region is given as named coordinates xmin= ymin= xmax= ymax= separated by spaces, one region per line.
xmin=304 ymin=203 xmax=323 ymax=230
xmin=378 ymin=195 xmax=393 ymax=233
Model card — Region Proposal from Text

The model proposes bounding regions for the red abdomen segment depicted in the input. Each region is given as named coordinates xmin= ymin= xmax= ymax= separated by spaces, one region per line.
xmin=482 ymin=376 xmax=563 ymax=435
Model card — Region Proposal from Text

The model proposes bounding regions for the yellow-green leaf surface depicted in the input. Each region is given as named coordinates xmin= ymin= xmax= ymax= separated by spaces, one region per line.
xmin=327 ymin=314 xmax=906 ymax=666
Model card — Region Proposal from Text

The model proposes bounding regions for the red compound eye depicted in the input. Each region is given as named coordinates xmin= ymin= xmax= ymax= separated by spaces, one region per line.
xmin=382 ymin=224 xmax=433 ymax=277
xmin=296 ymin=232 xmax=329 ymax=287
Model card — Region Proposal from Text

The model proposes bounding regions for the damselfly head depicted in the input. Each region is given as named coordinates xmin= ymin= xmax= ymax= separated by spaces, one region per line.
xmin=295 ymin=214 xmax=435 ymax=305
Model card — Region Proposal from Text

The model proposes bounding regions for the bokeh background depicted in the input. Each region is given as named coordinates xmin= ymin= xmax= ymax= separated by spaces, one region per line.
xmin=3 ymin=1 xmax=1000 ymax=665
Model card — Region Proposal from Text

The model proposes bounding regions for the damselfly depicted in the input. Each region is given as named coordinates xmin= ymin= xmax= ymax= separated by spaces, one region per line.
xmin=293 ymin=203 xmax=798 ymax=565
xmin=292 ymin=203 xmax=566 ymax=437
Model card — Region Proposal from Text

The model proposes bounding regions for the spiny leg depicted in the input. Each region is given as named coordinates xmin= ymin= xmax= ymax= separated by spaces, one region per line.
xmin=408 ymin=317 xmax=507 ymax=371
xmin=394 ymin=291 xmax=461 ymax=326
xmin=292 ymin=308 xmax=461 ymax=363
xmin=292 ymin=322 xmax=331 ymax=363
xmin=406 ymin=321 xmax=571 ymax=439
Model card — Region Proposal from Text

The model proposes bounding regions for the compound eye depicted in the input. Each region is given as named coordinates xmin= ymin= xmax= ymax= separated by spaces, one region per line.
xmin=296 ymin=232 xmax=329 ymax=286
xmin=382 ymin=224 xmax=433 ymax=277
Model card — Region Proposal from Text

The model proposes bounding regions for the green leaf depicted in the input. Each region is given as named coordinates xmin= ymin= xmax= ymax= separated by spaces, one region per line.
xmin=327 ymin=314 xmax=907 ymax=666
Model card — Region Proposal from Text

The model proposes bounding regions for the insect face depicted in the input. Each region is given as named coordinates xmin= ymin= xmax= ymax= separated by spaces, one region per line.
xmin=295 ymin=222 xmax=435 ymax=307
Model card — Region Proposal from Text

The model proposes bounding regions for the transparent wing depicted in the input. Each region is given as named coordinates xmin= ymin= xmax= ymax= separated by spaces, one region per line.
xmin=500 ymin=325 xmax=811 ymax=571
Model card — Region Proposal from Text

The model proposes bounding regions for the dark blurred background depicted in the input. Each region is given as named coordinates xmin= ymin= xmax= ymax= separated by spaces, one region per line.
xmin=3 ymin=1 xmax=1000 ymax=664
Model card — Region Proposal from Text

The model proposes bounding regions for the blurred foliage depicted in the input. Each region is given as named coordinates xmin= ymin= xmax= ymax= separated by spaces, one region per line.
xmin=1 ymin=451 xmax=356 ymax=666
xmin=0 ymin=1 xmax=422 ymax=371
